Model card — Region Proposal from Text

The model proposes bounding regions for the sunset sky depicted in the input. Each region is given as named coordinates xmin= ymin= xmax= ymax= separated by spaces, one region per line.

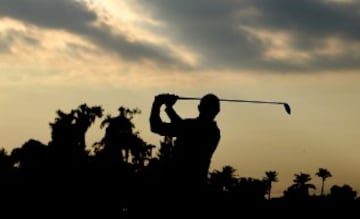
xmin=1 ymin=0 xmax=359 ymax=196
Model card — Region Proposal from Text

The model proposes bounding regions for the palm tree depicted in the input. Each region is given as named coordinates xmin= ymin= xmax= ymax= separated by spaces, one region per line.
xmin=316 ymin=168 xmax=332 ymax=196
xmin=208 ymin=165 xmax=237 ymax=192
xmin=263 ymin=170 xmax=278 ymax=200
xmin=284 ymin=172 xmax=316 ymax=200
xmin=221 ymin=165 xmax=238 ymax=191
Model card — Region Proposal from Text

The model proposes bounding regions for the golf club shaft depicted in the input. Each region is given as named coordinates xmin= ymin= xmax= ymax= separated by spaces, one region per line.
xmin=178 ymin=97 xmax=287 ymax=105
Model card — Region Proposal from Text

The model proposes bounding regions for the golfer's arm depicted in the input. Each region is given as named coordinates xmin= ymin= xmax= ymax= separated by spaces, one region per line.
xmin=150 ymin=102 xmax=176 ymax=136
xmin=165 ymin=106 xmax=182 ymax=123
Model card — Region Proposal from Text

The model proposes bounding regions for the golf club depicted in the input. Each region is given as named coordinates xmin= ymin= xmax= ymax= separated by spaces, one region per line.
xmin=178 ymin=96 xmax=291 ymax=115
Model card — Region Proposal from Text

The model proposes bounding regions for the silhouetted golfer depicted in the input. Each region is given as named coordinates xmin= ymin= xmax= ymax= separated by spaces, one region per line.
xmin=150 ymin=93 xmax=221 ymax=192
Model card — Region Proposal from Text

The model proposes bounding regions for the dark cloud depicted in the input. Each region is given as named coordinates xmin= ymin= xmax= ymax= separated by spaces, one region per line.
xmin=1 ymin=0 xmax=360 ymax=71
xmin=251 ymin=0 xmax=360 ymax=39
xmin=134 ymin=0 xmax=360 ymax=71
xmin=133 ymin=0 xmax=263 ymax=70
xmin=0 ymin=0 xmax=97 ymax=30
xmin=0 ymin=0 xmax=184 ymax=67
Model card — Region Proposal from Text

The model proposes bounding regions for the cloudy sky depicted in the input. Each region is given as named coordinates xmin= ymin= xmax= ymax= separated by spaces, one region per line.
xmin=1 ymin=0 xmax=359 ymax=196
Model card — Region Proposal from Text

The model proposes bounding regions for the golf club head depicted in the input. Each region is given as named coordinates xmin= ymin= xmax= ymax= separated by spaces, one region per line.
xmin=284 ymin=103 xmax=291 ymax=115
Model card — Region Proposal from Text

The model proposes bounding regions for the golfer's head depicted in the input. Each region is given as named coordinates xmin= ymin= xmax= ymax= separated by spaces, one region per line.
xmin=198 ymin=93 xmax=220 ymax=120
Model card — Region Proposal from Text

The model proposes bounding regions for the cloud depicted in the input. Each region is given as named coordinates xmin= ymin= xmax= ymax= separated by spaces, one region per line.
xmin=0 ymin=29 xmax=39 ymax=53
xmin=251 ymin=0 xmax=360 ymax=39
xmin=0 ymin=0 xmax=186 ymax=68
xmin=131 ymin=0 xmax=263 ymax=70
xmin=0 ymin=36 xmax=11 ymax=53
xmin=1 ymin=0 xmax=359 ymax=72
xmin=132 ymin=0 xmax=360 ymax=72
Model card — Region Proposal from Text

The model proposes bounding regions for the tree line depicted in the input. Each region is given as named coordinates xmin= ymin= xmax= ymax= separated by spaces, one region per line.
xmin=0 ymin=103 xmax=358 ymax=217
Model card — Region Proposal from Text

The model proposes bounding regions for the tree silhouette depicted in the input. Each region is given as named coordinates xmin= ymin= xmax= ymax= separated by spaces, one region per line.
xmin=1 ymin=101 xmax=359 ymax=216
xmin=49 ymin=104 xmax=103 ymax=154
xmin=157 ymin=136 xmax=175 ymax=161
xmin=263 ymin=170 xmax=278 ymax=200
xmin=141 ymin=136 xmax=174 ymax=196
xmin=329 ymin=184 xmax=357 ymax=201
xmin=234 ymin=177 xmax=267 ymax=201
xmin=0 ymin=148 xmax=12 ymax=185
xmin=315 ymin=168 xmax=332 ymax=196
xmin=11 ymin=139 xmax=48 ymax=171
xmin=284 ymin=172 xmax=316 ymax=200
xmin=209 ymin=165 xmax=237 ymax=192
xmin=128 ymin=134 xmax=155 ymax=167
xmin=94 ymin=106 xmax=146 ymax=165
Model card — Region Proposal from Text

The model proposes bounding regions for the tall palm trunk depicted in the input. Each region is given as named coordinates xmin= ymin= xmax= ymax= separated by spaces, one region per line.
xmin=320 ymin=178 xmax=325 ymax=196
xmin=267 ymin=185 xmax=272 ymax=200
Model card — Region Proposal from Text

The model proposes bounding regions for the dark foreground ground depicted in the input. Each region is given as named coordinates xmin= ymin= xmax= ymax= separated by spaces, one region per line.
xmin=1 ymin=184 xmax=358 ymax=218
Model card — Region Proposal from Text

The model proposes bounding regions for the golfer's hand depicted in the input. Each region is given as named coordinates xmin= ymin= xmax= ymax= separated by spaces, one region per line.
xmin=165 ymin=94 xmax=178 ymax=107
xmin=155 ymin=94 xmax=178 ymax=106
